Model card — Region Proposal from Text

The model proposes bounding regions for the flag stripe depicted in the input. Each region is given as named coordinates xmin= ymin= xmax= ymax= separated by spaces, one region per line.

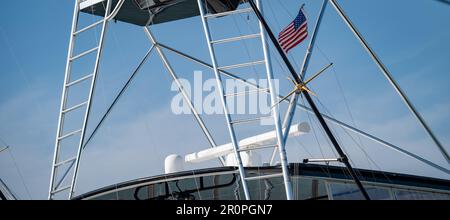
xmin=279 ymin=25 xmax=307 ymax=47
xmin=282 ymin=32 xmax=307 ymax=53
xmin=279 ymin=28 xmax=307 ymax=51
xmin=278 ymin=22 xmax=306 ymax=42
xmin=284 ymin=33 xmax=308 ymax=53
xmin=278 ymin=23 xmax=307 ymax=44
xmin=279 ymin=23 xmax=294 ymax=36
xmin=278 ymin=23 xmax=295 ymax=38
xmin=281 ymin=28 xmax=308 ymax=52
xmin=279 ymin=23 xmax=299 ymax=39
xmin=278 ymin=26 xmax=294 ymax=40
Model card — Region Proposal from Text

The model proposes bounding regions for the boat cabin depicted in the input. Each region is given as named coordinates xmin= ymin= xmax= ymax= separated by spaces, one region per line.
xmin=74 ymin=164 xmax=450 ymax=200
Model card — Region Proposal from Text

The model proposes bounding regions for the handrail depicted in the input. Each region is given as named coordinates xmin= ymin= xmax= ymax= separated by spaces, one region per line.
xmin=79 ymin=0 xmax=124 ymax=20
xmin=105 ymin=0 xmax=125 ymax=21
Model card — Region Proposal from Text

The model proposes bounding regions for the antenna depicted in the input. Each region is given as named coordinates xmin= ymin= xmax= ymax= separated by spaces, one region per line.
xmin=271 ymin=63 xmax=333 ymax=109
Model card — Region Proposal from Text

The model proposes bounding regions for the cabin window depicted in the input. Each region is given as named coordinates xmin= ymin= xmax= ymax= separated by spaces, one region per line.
xmin=291 ymin=177 xmax=329 ymax=200
xmin=393 ymin=189 xmax=450 ymax=200
xmin=327 ymin=182 xmax=392 ymax=200
xmin=174 ymin=174 xmax=241 ymax=200
xmin=245 ymin=174 xmax=286 ymax=200
xmin=88 ymin=172 xmax=294 ymax=200
xmin=84 ymin=171 xmax=450 ymax=200
xmin=128 ymin=173 xmax=242 ymax=200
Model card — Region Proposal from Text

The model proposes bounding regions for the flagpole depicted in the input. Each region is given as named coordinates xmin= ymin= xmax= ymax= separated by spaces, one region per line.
xmin=299 ymin=1 xmax=326 ymax=79
xmin=247 ymin=0 xmax=371 ymax=200
xmin=277 ymin=0 xmax=329 ymax=165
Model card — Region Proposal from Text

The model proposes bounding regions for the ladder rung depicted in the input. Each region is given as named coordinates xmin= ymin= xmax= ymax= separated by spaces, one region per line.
xmin=211 ymin=34 xmax=261 ymax=44
xmin=66 ymin=74 xmax=94 ymax=87
xmin=74 ymin=19 xmax=104 ymax=35
xmin=238 ymin=144 xmax=277 ymax=152
xmin=70 ymin=47 xmax=99 ymax=61
xmin=204 ymin=8 xmax=253 ymax=19
xmin=55 ymin=157 xmax=77 ymax=167
xmin=58 ymin=129 xmax=82 ymax=140
xmin=218 ymin=60 xmax=265 ymax=71
xmin=62 ymin=102 xmax=88 ymax=114
xmin=51 ymin=185 xmax=71 ymax=194
xmin=245 ymin=173 xmax=283 ymax=181
xmin=224 ymin=88 xmax=269 ymax=97
xmin=231 ymin=116 xmax=272 ymax=125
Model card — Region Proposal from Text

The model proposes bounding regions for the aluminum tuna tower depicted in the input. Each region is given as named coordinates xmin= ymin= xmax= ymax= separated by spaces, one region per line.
xmin=49 ymin=0 xmax=449 ymax=200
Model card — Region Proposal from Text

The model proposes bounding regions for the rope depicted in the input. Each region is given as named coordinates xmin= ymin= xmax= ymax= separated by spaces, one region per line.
xmin=9 ymin=153 xmax=33 ymax=199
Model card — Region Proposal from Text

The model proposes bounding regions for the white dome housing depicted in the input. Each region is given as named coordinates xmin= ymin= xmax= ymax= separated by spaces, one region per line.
xmin=164 ymin=154 xmax=185 ymax=174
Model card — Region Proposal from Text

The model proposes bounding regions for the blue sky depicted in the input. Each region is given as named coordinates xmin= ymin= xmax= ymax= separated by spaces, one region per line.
xmin=1 ymin=0 xmax=449 ymax=199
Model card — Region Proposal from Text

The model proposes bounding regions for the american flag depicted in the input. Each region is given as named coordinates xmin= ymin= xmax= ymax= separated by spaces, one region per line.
xmin=278 ymin=7 xmax=308 ymax=53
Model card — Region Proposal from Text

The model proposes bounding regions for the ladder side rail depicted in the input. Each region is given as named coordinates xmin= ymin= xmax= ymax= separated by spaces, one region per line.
xmin=256 ymin=0 xmax=293 ymax=200
xmin=68 ymin=0 xmax=113 ymax=199
xmin=49 ymin=0 xmax=81 ymax=200
xmin=196 ymin=0 xmax=251 ymax=200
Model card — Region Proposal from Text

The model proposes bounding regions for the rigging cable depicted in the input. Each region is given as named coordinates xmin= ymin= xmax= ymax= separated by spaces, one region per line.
xmin=314 ymin=95 xmax=395 ymax=185
xmin=234 ymin=7 xmax=261 ymax=81
xmin=94 ymin=2 xmax=111 ymax=132
xmin=0 ymin=137 xmax=32 ymax=199
xmin=312 ymin=41 xmax=394 ymax=183
xmin=315 ymin=45 xmax=380 ymax=179
xmin=300 ymin=94 xmax=353 ymax=182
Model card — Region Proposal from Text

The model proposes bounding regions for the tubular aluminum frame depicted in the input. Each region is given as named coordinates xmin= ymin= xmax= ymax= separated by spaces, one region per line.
xmin=53 ymin=46 xmax=156 ymax=191
xmin=143 ymin=26 xmax=226 ymax=166
xmin=329 ymin=0 xmax=450 ymax=164
xmin=256 ymin=0 xmax=293 ymax=200
xmin=156 ymin=42 xmax=450 ymax=175
xmin=50 ymin=0 xmax=449 ymax=201
xmin=270 ymin=94 xmax=299 ymax=165
xmin=196 ymin=0 xmax=251 ymax=200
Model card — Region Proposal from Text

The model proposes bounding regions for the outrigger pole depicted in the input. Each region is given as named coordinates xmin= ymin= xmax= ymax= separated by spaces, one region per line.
xmin=247 ymin=0 xmax=371 ymax=200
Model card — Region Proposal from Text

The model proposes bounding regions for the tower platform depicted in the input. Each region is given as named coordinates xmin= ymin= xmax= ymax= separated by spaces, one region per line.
xmin=80 ymin=0 xmax=242 ymax=26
